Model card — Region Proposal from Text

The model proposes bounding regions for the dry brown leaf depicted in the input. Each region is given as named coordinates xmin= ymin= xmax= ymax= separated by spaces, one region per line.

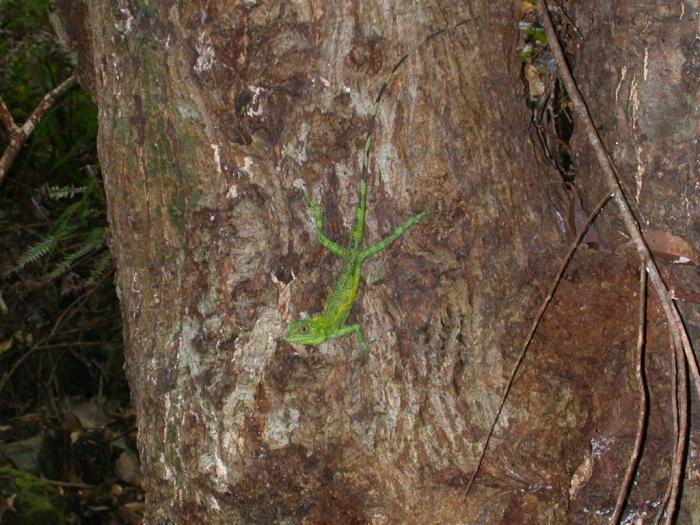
xmin=524 ymin=63 xmax=546 ymax=99
xmin=643 ymin=229 xmax=699 ymax=265
xmin=114 ymin=449 xmax=142 ymax=487
xmin=70 ymin=398 xmax=114 ymax=429
xmin=520 ymin=0 xmax=536 ymax=16
xmin=0 ymin=337 xmax=12 ymax=356
xmin=116 ymin=501 xmax=145 ymax=525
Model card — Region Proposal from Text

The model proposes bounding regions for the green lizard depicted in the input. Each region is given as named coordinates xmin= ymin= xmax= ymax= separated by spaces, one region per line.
xmin=285 ymin=21 xmax=471 ymax=355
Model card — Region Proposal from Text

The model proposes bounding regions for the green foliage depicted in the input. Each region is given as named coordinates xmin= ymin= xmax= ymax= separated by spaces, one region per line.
xmin=43 ymin=233 xmax=102 ymax=282
xmin=84 ymin=248 xmax=113 ymax=287
xmin=47 ymin=184 xmax=86 ymax=200
xmin=518 ymin=21 xmax=548 ymax=44
xmin=1 ymin=0 xmax=97 ymax=183
xmin=1 ymin=0 xmax=109 ymax=292
xmin=7 ymin=176 xmax=112 ymax=289
xmin=0 ymin=0 xmax=109 ymax=289
xmin=518 ymin=21 xmax=548 ymax=62
xmin=0 ymin=466 xmax=66 ymax=525
xmin=11 ymin=219 xmax=75 ymax=273
xmin=0 ymin=4 xmax=131 ymax=519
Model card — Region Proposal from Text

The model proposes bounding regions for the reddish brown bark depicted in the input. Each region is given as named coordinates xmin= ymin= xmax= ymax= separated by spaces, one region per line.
xmin=52 ymin=1 xmax=697 ymax=522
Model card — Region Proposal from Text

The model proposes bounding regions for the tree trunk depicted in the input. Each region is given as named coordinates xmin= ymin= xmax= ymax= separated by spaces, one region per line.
xmin=52 ymin=0 xmax=698 ymax=523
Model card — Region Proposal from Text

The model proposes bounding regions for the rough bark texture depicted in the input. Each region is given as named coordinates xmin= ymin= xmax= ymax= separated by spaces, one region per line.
xmin=52 ymin=0 xmax=697 ymax=523
xmin=561 ymin=1 xmax=700 ymax=521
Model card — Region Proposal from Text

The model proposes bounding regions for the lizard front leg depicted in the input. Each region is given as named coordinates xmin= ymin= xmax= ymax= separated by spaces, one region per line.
xmin=360 ymin=210 xmax=430 ymax=261
xmin=328 ymin=323 xmax=368 ymax=357
xmin=304 ymin=194 xmax=349 ymax=259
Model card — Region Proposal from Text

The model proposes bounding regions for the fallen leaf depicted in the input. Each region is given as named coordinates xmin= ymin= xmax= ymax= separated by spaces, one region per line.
xmin=114 ymin=449 xmax=141 ymax=487
xmin=70 ymin=398 xmax=114 ymax=429
xmin=3 ymin=435 xmax=43 ymax=475
xmin=117 ymin=501 xmax=145 ymax=525
xmin=524 ymin=63 xmax=546 ymax=99
xmin=643 ymin=230 xmax=699 ymax=265
xmin=520 ymin=0 xmax=536 ymax=17
xmin=0 ymin=337 xmax=12 ymax=355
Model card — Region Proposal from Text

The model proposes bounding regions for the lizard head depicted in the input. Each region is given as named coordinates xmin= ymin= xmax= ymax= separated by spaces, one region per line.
xmin=284 ymin=317 xmax=328 ymax=347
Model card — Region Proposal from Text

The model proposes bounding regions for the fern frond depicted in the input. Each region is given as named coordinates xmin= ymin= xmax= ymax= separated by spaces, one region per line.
xmin=45 ymin=238 xmax=102 ymax=281
xmin=84 ymin=249 xmax=113 ymax=287
xmin=48 ymin=184 xmax=87 ymax=200
xmin=10 ymin=221 xmax=75 ymax=274
xmin=14 ymin=236 xmax=59 ymax=272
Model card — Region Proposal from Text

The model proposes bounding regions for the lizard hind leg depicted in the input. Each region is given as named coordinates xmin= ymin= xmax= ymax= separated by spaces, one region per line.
xmin=360 ymin=209 xmax=431 ymax=261
xmin=303 ymin=193 xmax=348 ymax=259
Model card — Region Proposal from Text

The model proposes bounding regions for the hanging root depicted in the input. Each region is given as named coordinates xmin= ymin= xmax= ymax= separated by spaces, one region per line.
xmin=534 ymin=1 xmax=697 ymax=520
xmin=610 ymin=263 xmax=648 ymax=523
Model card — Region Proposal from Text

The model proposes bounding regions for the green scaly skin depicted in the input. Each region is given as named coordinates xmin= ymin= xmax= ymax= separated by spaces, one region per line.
xmin=285 ymin=20 xmax=471 ymax=356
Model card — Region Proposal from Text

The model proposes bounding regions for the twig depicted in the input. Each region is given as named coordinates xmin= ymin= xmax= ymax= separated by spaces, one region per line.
xmin=610 ymin=262 xmax=648 ymax=524
xmin=0 ymin=269 xmax=113 ymax=394
xmin=0 ymin=290 xmax=7 ymax=315
xmin=34 ymin=341 xmax=106 ymax=350
xmin=0 ymin=221 xmax=53 ymax=233
xmin=464 ymin=192 xmax=612 ymax=497
xmin=0 ymin=75 xmax=76 ymax=186
xmin=0 ymin=97 xmax=16 ymax=132
xmin=536 ymin=1 xmax=699 ymax=517
xmin=535 ymin=0 xmax=700 ymax=399
xmin=41 ymin=478 xmax=94 ymax=489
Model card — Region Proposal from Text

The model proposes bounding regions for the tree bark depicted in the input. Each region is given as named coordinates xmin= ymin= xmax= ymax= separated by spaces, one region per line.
xmin=560 ymin=1 xmax=700 ymax=520
xmin=52 ymin=0 xmax=698 ymax=523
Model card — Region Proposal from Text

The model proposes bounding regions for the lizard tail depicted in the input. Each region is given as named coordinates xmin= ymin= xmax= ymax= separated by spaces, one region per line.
xmin=349 ymin=17 xmax=475 ymax=252
xmin=360 ymin=17 xmax=476 ymax=184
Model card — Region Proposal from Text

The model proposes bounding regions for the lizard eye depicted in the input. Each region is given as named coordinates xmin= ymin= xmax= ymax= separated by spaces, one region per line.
xmin=299 ymin=325 xmax=309 ymax=334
